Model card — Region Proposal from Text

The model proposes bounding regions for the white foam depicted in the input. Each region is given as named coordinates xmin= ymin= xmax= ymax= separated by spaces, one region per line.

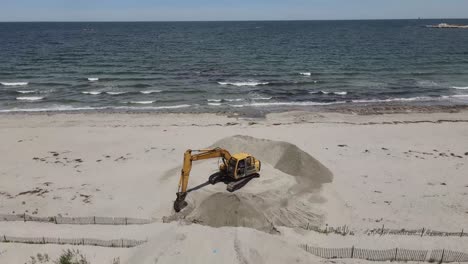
xmin=87 ymin=78 xmax=99 ymax=82
xmin=334 ymin=91 xmax=348 ymax=95
xmin=451 ymin=94 xmax=468 ymax=98
xmin=0 ymin=104 xmax=192 ymax=113
xmin=452 ymin=86 xmax=468 ymax=90
xmin=218 ymin=81 xmax=269 ymax=87
xmin=106 ymin=91 xmax=128 ymax=95
xmin=120 ymin=104 xmax=191 ymax=110
xmin=16 ymin=96 xmax=44 ymax=101
xmin=310 ymin=91 xmax=348 ymax=95
xmin=249 ymin=101 xmax=345 ymax=107
xmin=0 ymin=106 xmax=106 ymax=113
xmin=128 ymin=101 xmax=155 ymax=104
xmin=207 ymin=99 xmax=222 ymax=102
xmin=299 ymin=72 xmax=311 ymax=76
xmin=224 ymin=98 xmax=244 ymax=102
xmin=208 ymin=103 xmax=222 ymax=106
xmin=351 ymin=96 xmax=433 ymax=103
xmin=82 ymin=91 xmax=102 ymax=95
xmin=140 ymin=90 xmax=162 ymax=94
xmin=1 ymin=82 xmax=28 ymax=86
xmin=151 ymin=104 xmax=190 ymax=109
xmin=251 ymin=97 xmax=272 ymax=100
xmin=16 ymin=90 xmax=36 ymax=94
xmin=229 ymin=104 xmax=245 ymax=108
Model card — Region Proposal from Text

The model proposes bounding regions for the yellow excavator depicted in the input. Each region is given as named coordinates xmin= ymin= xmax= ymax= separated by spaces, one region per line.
xmin=173 ymin=148 xmax=261 ymax=212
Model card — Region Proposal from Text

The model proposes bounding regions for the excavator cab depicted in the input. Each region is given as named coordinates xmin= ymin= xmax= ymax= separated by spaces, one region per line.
xmin=225 ymin=154 xmax=260 ymax=180
xmin=174 ymin=148 xmax=261 ymax=212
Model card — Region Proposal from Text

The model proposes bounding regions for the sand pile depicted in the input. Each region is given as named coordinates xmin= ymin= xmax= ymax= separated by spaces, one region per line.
xmin=168 ymin=135 xmax=333 ymax=232
xmin=212 ymin=135 xmax=333 ymax=192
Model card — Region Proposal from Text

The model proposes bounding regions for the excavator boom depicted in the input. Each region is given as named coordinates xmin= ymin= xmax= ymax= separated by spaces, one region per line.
xmin=174 ymin=148 xmax=232 ymax=212
xmin=173 ymin=147 xmax=260 ymax=212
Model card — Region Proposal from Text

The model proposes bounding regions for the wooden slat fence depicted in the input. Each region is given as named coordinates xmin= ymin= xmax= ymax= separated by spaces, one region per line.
xmin=430 ymin=249 xmax=468 ymax=263
xmin=0 ymin=214 xmax=152 ymax=225
xmin=2 ymin=235 xmax=146 ymax=248
xmin=365 ymin=226 xmax=467 ymax=237
xmin=300 ymin=245 xmax=468 ymax=263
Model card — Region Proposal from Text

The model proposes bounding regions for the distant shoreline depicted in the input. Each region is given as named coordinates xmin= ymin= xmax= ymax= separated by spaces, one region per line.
xmin=1 ymin=103 xmax=468 ymax=117
xmin=1 ymin=18 xmax=468 ymax=23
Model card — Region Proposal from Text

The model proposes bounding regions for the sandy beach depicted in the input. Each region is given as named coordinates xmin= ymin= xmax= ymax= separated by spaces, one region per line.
xmin=1 ymin=110 xmax=467 ymax=263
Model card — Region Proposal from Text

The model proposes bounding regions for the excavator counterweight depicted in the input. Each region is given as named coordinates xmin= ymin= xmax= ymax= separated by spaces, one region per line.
xmin=173 ymin=148 xmax=261 ymax=212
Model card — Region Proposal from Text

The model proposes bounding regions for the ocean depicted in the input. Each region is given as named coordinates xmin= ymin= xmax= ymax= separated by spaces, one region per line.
xmin=1 ymin=20 xmax=468 ymax=113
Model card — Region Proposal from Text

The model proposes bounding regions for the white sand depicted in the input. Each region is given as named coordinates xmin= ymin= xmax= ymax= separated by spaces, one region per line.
xmin=0 ymin=111 xmax=467 ymax=263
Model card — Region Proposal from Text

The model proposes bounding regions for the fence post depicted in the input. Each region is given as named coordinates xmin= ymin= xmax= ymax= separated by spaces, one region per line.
xmin=125 ymin=217 xmax=128 ymax=226
xmin=93 ymin=216 xmax=96 ymax=224
xmin=23 ymin=213 xmax=26 ymax=222
xmin=351 ymin=246 xmax=354 ymax=258
xmin=439 ymin=249 xmax=445 ymax=264
xmin=394 ymin=248 xmax=398 ymax=261
xmin=461 ymin=229 xmax=464 ymax=237
xmin=42 ymin=237 xmax=45 ymax=244
xmin=121 ymin=239 xmax=124 ymax=248
xmin=421 ymin=227 xmax=425 ymax=237
xmin=3 ymin=235 xmax=6 ymax=242
xmin=54 ymin=216 xmax=57 ymax=224
xmin=381 ymin=224 xmax=385 ymax=236
xmin=82 ymin=238 xmax=85 ymax=245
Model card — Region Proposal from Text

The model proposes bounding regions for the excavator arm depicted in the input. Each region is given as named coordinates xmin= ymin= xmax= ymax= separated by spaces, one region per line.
xmin=174 ymin=148 xmax=232 ymax=212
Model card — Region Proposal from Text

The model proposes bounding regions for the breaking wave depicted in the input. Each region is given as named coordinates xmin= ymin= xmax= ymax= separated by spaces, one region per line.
xmin=310 ymin=91 xmax=348 ymax=95
xmin=452 ymin=86 xmax=468 ymax=90
xmin=16 ymin=90 xmax=36 ymax=94
xmin=82 ymin=91 xmax=102 ymax=95
xmin=87 ymin=78 xmax=99 ymax=82
xmin=140 ymin=90 xmax=162 ymax=94
xmin=351 ymin=96 xmax=435 ymax=103
xmin=0 ymin=104 xmax=192 ymax=113
xmin=1 ymin=82 xmax=28 ymax=86
xmin=128 ymin=101 xmax=155 ymax=104
xmin=251 ymin=97 xmax=272 ymax=100
xmin=299 ymin=72 xmax=311 ymax=76
xmin=16 ymin=96 xmax=44 ymax=101
xmin=238 ymin=101 xmax=345 ymax=107
xmin=106 ymin=91 xmax=128 ymax=95
xmin=218 ymin=81 xmax=269 ymax=87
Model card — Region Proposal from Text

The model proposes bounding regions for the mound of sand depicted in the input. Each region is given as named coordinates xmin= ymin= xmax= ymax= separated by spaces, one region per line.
xmin=191 ymin=193 xmax=275 ymax=232
xmin=167 ymin=135 xmax=333 ymax=232
xmin=212 ymin=135 xmax=333 ymax=192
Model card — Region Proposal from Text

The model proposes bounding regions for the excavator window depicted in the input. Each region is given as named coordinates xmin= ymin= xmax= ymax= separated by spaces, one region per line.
xmin=246 ymin=157 xmax=252 ymax=168
xmin=228 ymin=158 xmax=237 ymax=176
xmin=237 ymin=159 xmax=246 ymax=176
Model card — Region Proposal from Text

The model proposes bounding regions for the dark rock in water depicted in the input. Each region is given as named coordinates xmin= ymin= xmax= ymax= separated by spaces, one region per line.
xmin=441 ymin=182 xmax=447 ymax=186
xmin=337 ymin=144 xmax=348 ymax=148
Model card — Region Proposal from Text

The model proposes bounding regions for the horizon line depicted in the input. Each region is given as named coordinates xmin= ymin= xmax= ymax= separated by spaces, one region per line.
xmin=1 ymin=17 xmax=468 ymax=23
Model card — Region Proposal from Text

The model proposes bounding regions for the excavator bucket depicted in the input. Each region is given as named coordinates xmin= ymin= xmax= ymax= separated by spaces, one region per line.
xmin=174 ymin=192 xmax=188 ymax=212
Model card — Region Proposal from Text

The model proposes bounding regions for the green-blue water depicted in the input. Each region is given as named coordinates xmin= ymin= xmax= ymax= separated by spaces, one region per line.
xmin=1 ymin=20 xmax=468 ymax=113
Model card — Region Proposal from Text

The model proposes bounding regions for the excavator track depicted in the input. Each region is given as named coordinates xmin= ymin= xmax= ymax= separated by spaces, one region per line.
xmin=226 ymin=173 xmax=259 ymax=192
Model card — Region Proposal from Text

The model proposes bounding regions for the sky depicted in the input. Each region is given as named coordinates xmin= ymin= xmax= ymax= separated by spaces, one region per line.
xmin=1 ymin=0 xmax=467 ymax=22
